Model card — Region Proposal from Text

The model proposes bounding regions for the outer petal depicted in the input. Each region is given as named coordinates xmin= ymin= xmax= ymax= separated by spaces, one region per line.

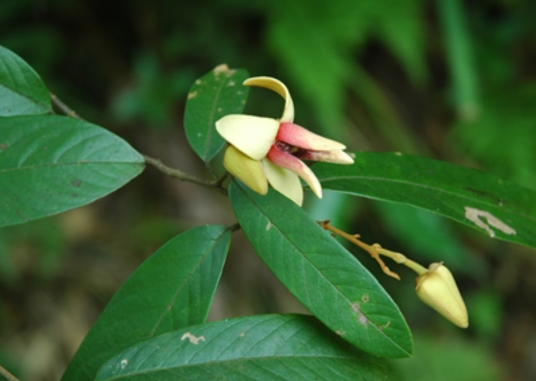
xmin=224 ymin=146 xmax=268 ymax=195
xmin=278 ymin=123 xmax=346 ymax=151
xmin=295 ymin=149 xmax=355 ymax=164
xmin=267 ymin=145 xmax=322 ymax=199
xmin=216 ymin=115 xmax=279 ymax=160
xmin=263 ymin=159 xmax=303 ymax=206
xmin=243 ymin=77 xmax=294 ymax=123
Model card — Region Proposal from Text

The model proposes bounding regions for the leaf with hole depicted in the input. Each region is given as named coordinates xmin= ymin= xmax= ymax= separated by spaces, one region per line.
xmin=96 ymin=314 xmax=386 ymax=381
xmin=0 ymin=45 xmax=52 ymax=116
xmin=61 ymin=225 xmax=231 ymax=381
xmin=0 ymin=115 xmax=144 ymax=227
xmin=230 ymin=181 xmax=412 ymax=359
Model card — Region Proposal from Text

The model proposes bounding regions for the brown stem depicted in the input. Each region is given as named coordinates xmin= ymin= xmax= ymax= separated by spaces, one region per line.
xmin=0 ymin=364 xmax=21 ymax=381
xmin=319 ymin=220 xmax=401 ymax=280
xmin=142 ymin=155 xmax=227 ymax=194
xmin=50 ymin=93 xmax=83 ymax=120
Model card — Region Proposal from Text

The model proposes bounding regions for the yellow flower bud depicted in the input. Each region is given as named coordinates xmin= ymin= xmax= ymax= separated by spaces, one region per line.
xmin=415 ymin=262 xmax=469 ymax=328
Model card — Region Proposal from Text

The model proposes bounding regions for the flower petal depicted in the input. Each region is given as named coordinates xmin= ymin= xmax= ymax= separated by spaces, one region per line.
xmin=263 ymin=159 xmax=303 ymax=206
xmin=216 ymin=115 xmax=279 ymax=160
xmin=267 ymin=145 xmax=322 ymax=199
xmin=278 ymin=123 xmax=346 ymax=151
xmin=223 ymin=146 xmax=268 ymax=195
xmin=243 ymin=77 xmax=294 ymax=123
xmin=416 ymin=263 xmax=468 ymax=328
xmin=295 ymin=149 xmax=355 ymax=164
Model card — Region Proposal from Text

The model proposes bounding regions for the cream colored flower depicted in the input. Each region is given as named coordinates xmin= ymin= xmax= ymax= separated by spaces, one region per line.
xmin=415 ymin=262 xmax=469 ymax=328
xmin=216 ymin=77 xmax=353 ymax=206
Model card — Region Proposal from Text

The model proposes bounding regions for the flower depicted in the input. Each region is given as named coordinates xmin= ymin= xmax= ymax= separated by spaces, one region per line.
xmin=216 ymin=76 xmax=354 ymax=206
xmin=415 ymin=262 xmax=469 ymax=328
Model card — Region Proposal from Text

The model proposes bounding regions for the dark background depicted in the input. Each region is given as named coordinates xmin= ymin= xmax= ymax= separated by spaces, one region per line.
xmin=2 ymin=0 xmax=536 ymax=380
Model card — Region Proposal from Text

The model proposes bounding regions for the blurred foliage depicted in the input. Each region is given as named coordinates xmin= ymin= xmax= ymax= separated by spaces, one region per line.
xmin=2 ymin=0 xmax=536 ymax=380
xmin=390 ymin=333 xmax=502 ymax=381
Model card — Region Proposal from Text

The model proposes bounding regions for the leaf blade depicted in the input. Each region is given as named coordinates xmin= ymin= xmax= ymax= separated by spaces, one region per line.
xmin=0 ymin=45 xmax=52 ymax=116
xmin=62 ymin=225 xmax=232 ymax=381
xmin=314 ymin=152 xmax=536 ymax=249
xmin=230 ymin=181 xmax=412 ymax=359
xmin=0 ymin=115 xmax=144 ymax=227
xmin=184 ymin=65 xmax=249 ymax=163
xmin=96 ymin=314 xmax=386 ymax=381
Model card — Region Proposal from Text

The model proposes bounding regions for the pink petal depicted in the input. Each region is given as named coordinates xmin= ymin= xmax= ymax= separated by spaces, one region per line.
xmin=277 ymin=123 xmax=346 ymax=151
xmin=267 ymin=145 xmax=322 ymax=199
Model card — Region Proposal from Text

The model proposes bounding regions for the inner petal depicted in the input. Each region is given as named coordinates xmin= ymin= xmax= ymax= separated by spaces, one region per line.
xmin=267 ymin=145 xmax=322 ymax=199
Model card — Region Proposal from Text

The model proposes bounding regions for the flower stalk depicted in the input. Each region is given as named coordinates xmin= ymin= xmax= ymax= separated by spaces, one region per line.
xmin=319 ymin=220 xmax=468 ymax=328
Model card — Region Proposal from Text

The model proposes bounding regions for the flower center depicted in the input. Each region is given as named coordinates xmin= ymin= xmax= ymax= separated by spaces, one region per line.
xmin=274 ymin=141 xmax=307 ymax=157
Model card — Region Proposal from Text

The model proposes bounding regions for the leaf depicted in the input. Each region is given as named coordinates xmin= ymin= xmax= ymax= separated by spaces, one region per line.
xmin=62 ymin=225 xmax=231 ymax=381
xmin=230 ymin=181 xmax=412 ymax=359
xmin=0 ymin=45 xmax=52 ymax=116
xmin=184 ymin=65 xmax=249 ymax=163
xmin=0 ymin=115 xmax=144 ymax=227
xmin=96 ymin=314 xmax=386 ymax=381
xmin=314 ymin=152 xmax=536 ymax=249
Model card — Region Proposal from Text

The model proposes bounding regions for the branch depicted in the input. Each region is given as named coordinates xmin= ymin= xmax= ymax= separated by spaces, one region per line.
xmin=50 ymin=93 xmax=83 ymax=120
xmin=143 ymin=155 xmax=227 ymax=194
xmin=0 ymin=364 xmax=21 ymax=381
xmin=319 ymin=220 xmax=401 ymax=280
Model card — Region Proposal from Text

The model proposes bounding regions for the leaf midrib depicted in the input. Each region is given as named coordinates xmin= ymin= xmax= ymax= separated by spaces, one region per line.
xmin=0 ymin=161 xmax=144 ymax=174
xmin=319 ymin=174 xmax=536 ymax=224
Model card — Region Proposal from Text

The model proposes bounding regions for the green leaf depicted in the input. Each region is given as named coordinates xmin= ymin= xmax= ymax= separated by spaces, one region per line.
xmin=0 ymin=115 xmax=144 ymax=227
xmin=96 ymin=314 xmax=386 ymax=381
xmin=314 ymin=152 xmax=536 ymax=249
xmin=0 ymin=45 xmax=52 ymax=116
xmin=184 ymin=65 xmax=249 ymax=163
xmin=230 ymin=181 xmax=412 ymax=359
xmin=62 ymin=225 xmax=231 ymax=381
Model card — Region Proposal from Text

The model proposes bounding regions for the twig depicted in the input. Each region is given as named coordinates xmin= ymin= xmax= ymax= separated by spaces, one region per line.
xmin=319 ymin=220 xmax=428 ymax=277
xmin=143 ymin=155 xmax=227 ymax=194
xmin=49 ymin=93 xmax=83 ymax=120
xmin=319 ymin=220 xmax=401 ymax=280
xmin=227 ymin=222 xmax=241 ymax=233
xmin=0 ymin=364 xmax=21 ymax=381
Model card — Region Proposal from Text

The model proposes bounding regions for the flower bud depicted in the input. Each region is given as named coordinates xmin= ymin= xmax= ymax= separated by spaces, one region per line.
xmin=415 ymin=262 xmax=468 ymax=328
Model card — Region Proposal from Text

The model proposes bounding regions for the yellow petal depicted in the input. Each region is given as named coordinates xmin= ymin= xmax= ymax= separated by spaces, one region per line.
xmin=216 ymin=115 xmax=279 ymax=160
xmin=415 ymin=263 xmax=469 ymax=328
xmin=223 ymin=146 xmax=268 ymax=195
xmin=263 ymin=159 xmax=303 ymax=206
xmin=243 ymin=77 xmax=294 ymax=123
